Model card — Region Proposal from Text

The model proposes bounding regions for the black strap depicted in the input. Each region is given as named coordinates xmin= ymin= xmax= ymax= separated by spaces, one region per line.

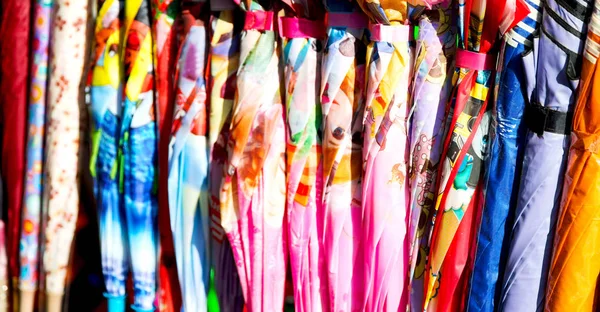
xmin=526 ymin=102 xmax=573 ymax=136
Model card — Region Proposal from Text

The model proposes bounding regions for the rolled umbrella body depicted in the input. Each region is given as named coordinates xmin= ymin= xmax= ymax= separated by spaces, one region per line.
xmin=499 ymin=0 xmax=592 ymax=310
xmin=467 ymin=1 xmax=540 ymax=310
xmin=42 ymin=0 xmax=89 ymax=310
xmin=320 ymin=2 xmax=367 ymax=310
xmin=545 ymin=4 xmax=600 ymax=310
xmin=167 ymin=6 xmax=210 ymax=311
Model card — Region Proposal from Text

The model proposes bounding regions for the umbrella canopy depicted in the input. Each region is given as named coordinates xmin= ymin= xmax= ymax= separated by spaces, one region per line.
xmin=545 ymin=3 xmax=600 ymax=310
xmin=42 ymin=0 xmax=89 ymax=311
xmin=498 ymin=0 xmax=592 ymax=310
xmin=220 ymin=0 xmax=287 ymax=310
xmin=466 ymin=0 xmax=535 ymax=311
xmin=320 ymin=1 xmax=368 ymax=311
xmin=407 ymin=4 xmax=456 ymax=311
xmin=18 ymin=1 xmax=53 ymax=310
xmin=167 ymin=3 xmax=211 ymax=311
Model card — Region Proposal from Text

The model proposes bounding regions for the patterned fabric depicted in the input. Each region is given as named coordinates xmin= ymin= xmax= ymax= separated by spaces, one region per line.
xmin=19 ymin=0 xmax=53 ymax=297
xmin=167 ymin=4 xmax=210 ymax=311
xmin=545 ymin=3 xmax=600 ymax=309
xmin=467 ymin=0 xmax=538 ymax=310
xmin=220 ymin=1 xmax=287 ymax=311
xmin=499 ymin=0 xmax=592 ymax=310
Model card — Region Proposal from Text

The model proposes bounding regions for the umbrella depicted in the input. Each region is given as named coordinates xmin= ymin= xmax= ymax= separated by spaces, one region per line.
xmin=220 ymin=0 xmax=287 ymax=310
xmin=545 ymin=3 xmax=600 ymax=310
xmin=279 ymin=1 xmax=329 ymax=310
xmin=354 ymin=0 xmax=412 ymax=310
xmin=152 ymin=1 xmax=182 ymax=310
xmin=498 ymin=0 xmax=592 ymax=310
xmin=0 ymin=0 xmax=30 ymax=308
xmin=320 ymin=1 xmax=368 ymax=311
xmin=407 ymin=4 xmax=456 ymax=311
xmin=18 ymin=1 xmax=53 ymax=311
xmin=206 ymin=6 xmax=245 ymax=312
xmin=41 ymin=0 xmax=89 ymax=311
xmin=167 ymin=3 xmax=210 ymax=311
xmin=423 ymin=0 xmax=509 ymax=310
xmin=466 ymin=0 xmax=536 ymax=311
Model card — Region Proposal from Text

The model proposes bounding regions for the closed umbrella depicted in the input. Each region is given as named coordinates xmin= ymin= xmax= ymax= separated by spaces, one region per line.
xmin=498 ymin=0 xmax=592 ymax=310
xmin=320 ymin=1 xmax=368 ymax=311
xmin=544 ymin=2 xmax=600 ymax=310
xmin=220 ymin=0 xmax=287 ymax=310
xmin=19 ymin=1 xmax=53 ymax=311
xmin=167 ymin=3 xmax=210 ymax=311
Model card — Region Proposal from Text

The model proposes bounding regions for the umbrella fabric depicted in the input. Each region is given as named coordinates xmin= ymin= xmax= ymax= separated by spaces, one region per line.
xmin=19 ymin=0 xmax=53 ymax=309
xmin=207 ymin=8 xmax=245 ymax=312
xmin=42 ymin=0 xmax=89 ymax=311
xmin=545 ymin=3 xmax=600 ymax=310
xmin=320 ymin=2 xmax=367 ymax=311
xmin=279 ymin=1 xmax=329 ymax=310
xmin=220 ymin=1 xmax=287 ymax=310
xmin=467 ymin=0 xmax=538 ymax=310
xmin=498 ymin=0 xmax=592 ymax=310
xmin=167 ymin=4 xmax=210 ymax=311
xmin=423 ymin=0 xmax=509 ymax=310
xmin=355 ymin=0 xmax=412 ymax=310
xmin=152 ymin=1 xmax=182 ymax=310
xmin=0 ymin=0 xmax=30 ymax=307
xmin=407 ymin=5 xmax=456 ymax=311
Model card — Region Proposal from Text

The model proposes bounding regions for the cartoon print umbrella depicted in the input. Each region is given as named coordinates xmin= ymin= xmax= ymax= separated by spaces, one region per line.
xmin=545 ymin=2 xmax=600 ymax=310
xmin=206 ymin=5 xmax=246 ymax=311
xmin=423 ymin=0 xmax=509 ymax=310
xmin=167 ymin=3 xmax=211 ymax=311
xmin=18 ymin=1 xmax=53 ymax=311
xmin=354 ymin=0 xmax=412 ymax=310
xmin=407 ymin=4 xmax=456 ymax=311
xmin=466 ymin=0 xmax=535 ymax=311
xmin=220 ymin=0 xmax=287 ymax=310
xmin=42 ymin=0 xmax=89 ymax=311
xmin=498 ymin=0 xmax=593 ymax=310
xmin=320 ymin=1 xmax=368 ymax=311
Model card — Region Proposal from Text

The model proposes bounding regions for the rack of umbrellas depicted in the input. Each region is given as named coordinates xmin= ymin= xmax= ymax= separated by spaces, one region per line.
xmin=1 ymin=0 xmax=599 ymax=311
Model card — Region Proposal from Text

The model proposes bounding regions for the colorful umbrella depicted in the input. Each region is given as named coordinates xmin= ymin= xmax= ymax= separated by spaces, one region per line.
xmin=167 ymin=3 xmax=210 ymax=311
xmin=207 ymin=5 xmax=245 ymax=311
xmin=466 ymin=0 xmax=535 ymax=310
xmin=0 ymin=0 xmax=30 ymax=308
xmin=407 ymin=4 xmax=456 ymax=311
xmin=42 ymin=0 xmax=89 ymax=311
xmin=423 ymin=0 xmax=508 ymax=310
xmin=320 ymin=1 xmax=368 ymax=311
xmin=18 ymin=1 xmax=53 ymax=311
xmin=545 ymin=2 xmax=600 ymax=310
xmin=498 ymin=0 xmax=592 ymax=310
xmin=355 ymin=0 xmax=412 ymax=310
xmin=220 ymin=1 xmax=287 ymax=310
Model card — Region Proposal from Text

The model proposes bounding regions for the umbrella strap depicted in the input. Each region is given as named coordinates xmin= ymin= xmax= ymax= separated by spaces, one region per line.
xmin=526 ymin=102 xmax=573 ymax=136
xmin=369 ymin=23 xmax=411 ymax=42
xmin=456 ymin=49 xmax=497 ymax=70
xmin=326 ymin=12 xmax=369 ymax=29
xmin=244 ymin=11 xmax=275 ymax=31
xmin=279 ymin=17 xmax=326 ymax=39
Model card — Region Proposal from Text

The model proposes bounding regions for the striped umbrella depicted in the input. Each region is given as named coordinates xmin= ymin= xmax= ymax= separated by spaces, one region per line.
xmin=19 ymin=1 xmax=53 ymax=311
xmin=499 ymin=0 xmax=592 ymax=310
xmin=320 ymin=1 xmax=368 ymax=311
xmin=498 ymin=0 xmax=592 ymax=310
xmin=220 ymin=0 xmax=287 ymax=310
xmin=167 ymin=3 xmax=210 ymax=311
xmin=545 ymin=2 xmax=600 ymax=310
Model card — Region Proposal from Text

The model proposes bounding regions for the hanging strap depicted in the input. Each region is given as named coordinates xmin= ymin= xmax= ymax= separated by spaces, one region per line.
xmin=369 ymin=24 xmax=411 ymax=42
xmin=244 ymin=11 xmax=275 ymax=31
xmin=279 ymin=17 xmax=326 ymax=39
xmin=526 ymin=102 xmax=573 ymax=136
xmin=456 ymin=49 xmax=497 ymax=70
xmin=326 ymin=12 xmax=369 ymax=29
